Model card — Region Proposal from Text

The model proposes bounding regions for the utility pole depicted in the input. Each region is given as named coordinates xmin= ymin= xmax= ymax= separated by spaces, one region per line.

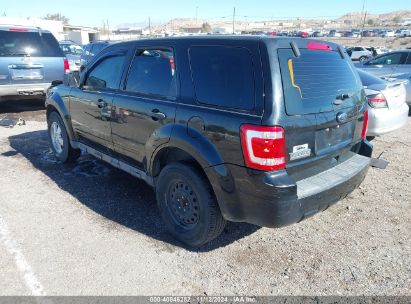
xmin=196 ymin=6 xmax=198 ymax=25
xmin=149 ymin=17 xmax=151 ymax=36
xmin=232 ymin=7 xmax=236 ymax=34
xmin=107 ymin=19 xmax=110 ymax=40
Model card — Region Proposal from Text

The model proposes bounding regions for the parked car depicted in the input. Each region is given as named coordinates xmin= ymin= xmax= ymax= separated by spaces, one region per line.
xmin=46 ymin=37 xmax=372 ymax=247
xmin=395 ymin=29 xmax=411 ymax=38
xmin=380 ymin=30 xmax=395 ymax=38
xmin=59 ymin=40 xmax=83 ymax=71
xmin=0 ymin=25 xmax=66 ymax=101
xmin=359 ymin=50 xmax=411 ymax=77
xmin=346 ymin=46 xmax=373 ymax=62
xmin=80 ymin=40 xmax=114 ymax=66
xmin=383 ymin=73 xmax=411 ymax=106
xmin=357 ymin=69 xmax=409 ymax=137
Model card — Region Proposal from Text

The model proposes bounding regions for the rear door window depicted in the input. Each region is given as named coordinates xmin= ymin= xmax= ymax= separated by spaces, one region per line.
xmin=278 ymin=49 xmax=362 ymax=115
xmin=0 ymin=31 xmax=63 ymax=57
xmin=189 ymin=46 xmax=255 ymax=110
xmin=125 ymin=48 xmax=176 ymax=98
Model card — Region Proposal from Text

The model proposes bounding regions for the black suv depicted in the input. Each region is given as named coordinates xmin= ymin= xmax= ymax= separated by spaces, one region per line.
xmin=46 ymin=37 xmax=372 ymax=247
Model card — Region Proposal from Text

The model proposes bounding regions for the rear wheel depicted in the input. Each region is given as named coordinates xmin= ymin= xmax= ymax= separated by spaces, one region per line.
xmin=47 ymin=111 xmax=80 ymax=163
xmin=156 ymin=163 xmax=226 ymax=247
xmin=359 ymin=56 xmax=367 ymax=63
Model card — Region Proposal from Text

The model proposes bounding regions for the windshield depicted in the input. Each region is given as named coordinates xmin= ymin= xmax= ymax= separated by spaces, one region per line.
xmin=0 ymin=31 xmax=63 ymax=57
xmin=278 ymin=49 xmax=363 ymax=115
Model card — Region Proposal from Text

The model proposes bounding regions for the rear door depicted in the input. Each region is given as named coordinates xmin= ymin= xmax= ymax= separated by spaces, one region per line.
xmin=277 ymin=45 xmax=365 ymax=164
xmin=0 ymin=28 xmax=64 ymax=85
xmin=111 ymin=45 xmax=178 ymax=167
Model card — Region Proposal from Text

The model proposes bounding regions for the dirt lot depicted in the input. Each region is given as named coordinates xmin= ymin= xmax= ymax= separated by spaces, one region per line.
xmin=0 ymin=101 xmax=410 ymax=296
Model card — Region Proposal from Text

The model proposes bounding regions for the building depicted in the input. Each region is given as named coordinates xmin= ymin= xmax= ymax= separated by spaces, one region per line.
xmin=180 ymin=27 xmax=202 ymax=34
xmin=63 ymin=25 xmax=99 ymax=45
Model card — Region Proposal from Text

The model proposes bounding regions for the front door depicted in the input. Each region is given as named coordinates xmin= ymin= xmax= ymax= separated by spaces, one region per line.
xmin=70 ymin=52 xmax=127 ymax=149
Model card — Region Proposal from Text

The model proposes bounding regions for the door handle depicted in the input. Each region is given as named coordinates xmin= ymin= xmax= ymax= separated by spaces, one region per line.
xmin=150 ymin=109 xmax=166 ymax=121
xmin=97 ymin=99 xmax=106 ymax=108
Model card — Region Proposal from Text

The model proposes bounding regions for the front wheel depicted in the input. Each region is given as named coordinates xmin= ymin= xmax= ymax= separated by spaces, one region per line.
xmin=47 ymin=111 xmax=80 ymax=163
xmin=156 ymin=163 xmax=226 ymax=247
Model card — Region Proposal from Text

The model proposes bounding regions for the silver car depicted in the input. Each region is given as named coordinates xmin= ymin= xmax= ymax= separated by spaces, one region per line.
xmin=383 ymin=73 xmax=411 ymax=106
xmin=359 ymin=50 xmax=411 ymax=78
xmin=357 ymin=69 xmax=409 ymax=137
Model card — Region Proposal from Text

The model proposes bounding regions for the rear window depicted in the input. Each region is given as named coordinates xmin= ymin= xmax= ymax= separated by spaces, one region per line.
xmin=278 ymin=49 xmax=362 ymax=115
xmin=189 ymin=46 xmax=255 ymax=110
xmin=357 ymin=69 xmax=385 ymax=86
xmin=0 ymin=31 xmax=63 ymax=57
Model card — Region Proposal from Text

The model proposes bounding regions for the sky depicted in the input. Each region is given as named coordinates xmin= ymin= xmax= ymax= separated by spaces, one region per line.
xmin=1 ymin=0 xmax=410 ymax=28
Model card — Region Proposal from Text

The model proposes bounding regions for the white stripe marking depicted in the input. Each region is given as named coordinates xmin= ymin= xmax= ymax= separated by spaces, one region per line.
xmin=0 ymin=215 xmax=46 ymax=296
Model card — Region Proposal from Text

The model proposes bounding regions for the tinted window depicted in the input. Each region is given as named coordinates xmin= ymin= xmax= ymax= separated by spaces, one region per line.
xmin=357 ymin=69 xmax=385 ymax=86
xmin=85 ymin=55 xmax=125 ymax=90
xmin=0 ymin=31 xmax=63 ymax=57
xmin=369 ymin=53 xmax=405 ymax=65
xmin=189 ymin=46 xmax=255 ymax=110
xmin=125 ymin=48 xmax=176 ymax=98
xmin=60 ymin=43 xmax=83 ymax=55
xmin=278 ymin=49 xmax=362 ymax=115
xmin=406 ymin=52 xmax=411 ymax=64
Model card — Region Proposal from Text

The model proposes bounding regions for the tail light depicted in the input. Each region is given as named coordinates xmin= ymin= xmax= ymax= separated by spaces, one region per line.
xmin=240 ymin=124 xmax=286 ymax=171
xmin=361 ymin=110 xmax=369 ymax=139
xmin=367 ymin=93 xmax=388 ymax=108
xmin=64 ymin=58 xmax=70 ymax=74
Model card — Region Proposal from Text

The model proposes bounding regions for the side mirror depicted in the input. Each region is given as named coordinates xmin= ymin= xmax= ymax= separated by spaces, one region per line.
xmin=51 ymin=80 xmax=63 ymax=87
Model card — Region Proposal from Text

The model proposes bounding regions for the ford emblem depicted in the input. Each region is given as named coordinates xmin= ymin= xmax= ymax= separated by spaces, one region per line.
xmin=336 ymin=112 xmax=348 ymax=124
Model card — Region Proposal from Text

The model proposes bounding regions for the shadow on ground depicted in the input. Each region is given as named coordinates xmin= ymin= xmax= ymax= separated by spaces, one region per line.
xmin=7 ymin=130 xmax=259 ymax=252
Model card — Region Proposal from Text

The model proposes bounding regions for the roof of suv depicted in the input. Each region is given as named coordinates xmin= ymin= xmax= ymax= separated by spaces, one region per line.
xmin=99 ymin=35 xmax=342 ymax=50
xmin=0 ymin=25 xmax=52 ymax=34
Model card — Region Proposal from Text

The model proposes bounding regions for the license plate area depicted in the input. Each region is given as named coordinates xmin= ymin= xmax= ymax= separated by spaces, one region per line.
xmin=315 ymin=120 xmax=355 ymax=156
xmin=11 ymin=68 xmax=44 ymax=80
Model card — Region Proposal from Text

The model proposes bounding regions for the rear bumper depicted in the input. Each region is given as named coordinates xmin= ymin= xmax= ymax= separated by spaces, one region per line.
xmin=205 ymin=142 xmax=372 ymax=228
xmin=0 ymin=83 xmax=51 ymax=98
xmin=367 ymin=103 xmax=409 ymax=136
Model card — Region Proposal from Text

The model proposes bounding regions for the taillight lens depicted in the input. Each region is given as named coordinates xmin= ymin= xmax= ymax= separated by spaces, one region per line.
xmin=240 ymin=125 xmax=286 ymax=171
xmin=361 ymin=110 xmax=369 ymax=139
xmin=367 ymin=93 xmax=388 ymax=108
xmin=64 ymin=58 xmax=70 ymax=74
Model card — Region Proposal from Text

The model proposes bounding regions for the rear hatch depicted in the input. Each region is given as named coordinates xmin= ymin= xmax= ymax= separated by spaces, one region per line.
xmin=0 ymin=28 xmax=64 ymax=86
xmin=276 ymin=41 xmax=366 ymax=175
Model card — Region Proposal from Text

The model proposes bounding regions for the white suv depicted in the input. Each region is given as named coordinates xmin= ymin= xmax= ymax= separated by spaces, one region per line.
xmin=346 ymin=47 xmax=373 ymax=62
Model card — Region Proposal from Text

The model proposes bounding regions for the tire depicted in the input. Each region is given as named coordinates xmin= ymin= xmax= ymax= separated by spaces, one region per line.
xmin=47 ymin=111 xmax=80 ymax=163
xmin=359 ymin=56 xmax=367 ymax=63
xmin=156 ymin=163 xmax=226 ymax=247
xmin=366 ymin=136 xmax=375 ymax=142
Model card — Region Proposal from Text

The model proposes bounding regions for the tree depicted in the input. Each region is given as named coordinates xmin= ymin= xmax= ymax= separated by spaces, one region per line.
xmin=393 ymin=16 xmax=401 ymax=24
xmin=201 ymin=22 xmax=212 ymax=33
xmin=367 ymin=19 xmax=374 ymax=26
xmin=42 ymin=13 xmax=69 ymax=25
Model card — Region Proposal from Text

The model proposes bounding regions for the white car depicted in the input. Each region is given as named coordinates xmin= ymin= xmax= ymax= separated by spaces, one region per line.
xmin=380 ymin=30 xmax=395 ymax=37
xmin=357 ymin=69 xmax=409 ymax=137
xmin=346 ymin=47 xmax=373 ymax=62
xmin=395 ymin=29 xmax=411 ymax=38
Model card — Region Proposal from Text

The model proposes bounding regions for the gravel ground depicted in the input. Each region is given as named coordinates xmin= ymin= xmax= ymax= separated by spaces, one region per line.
xmin=0 ymin=103 xmax=410 ymax=296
